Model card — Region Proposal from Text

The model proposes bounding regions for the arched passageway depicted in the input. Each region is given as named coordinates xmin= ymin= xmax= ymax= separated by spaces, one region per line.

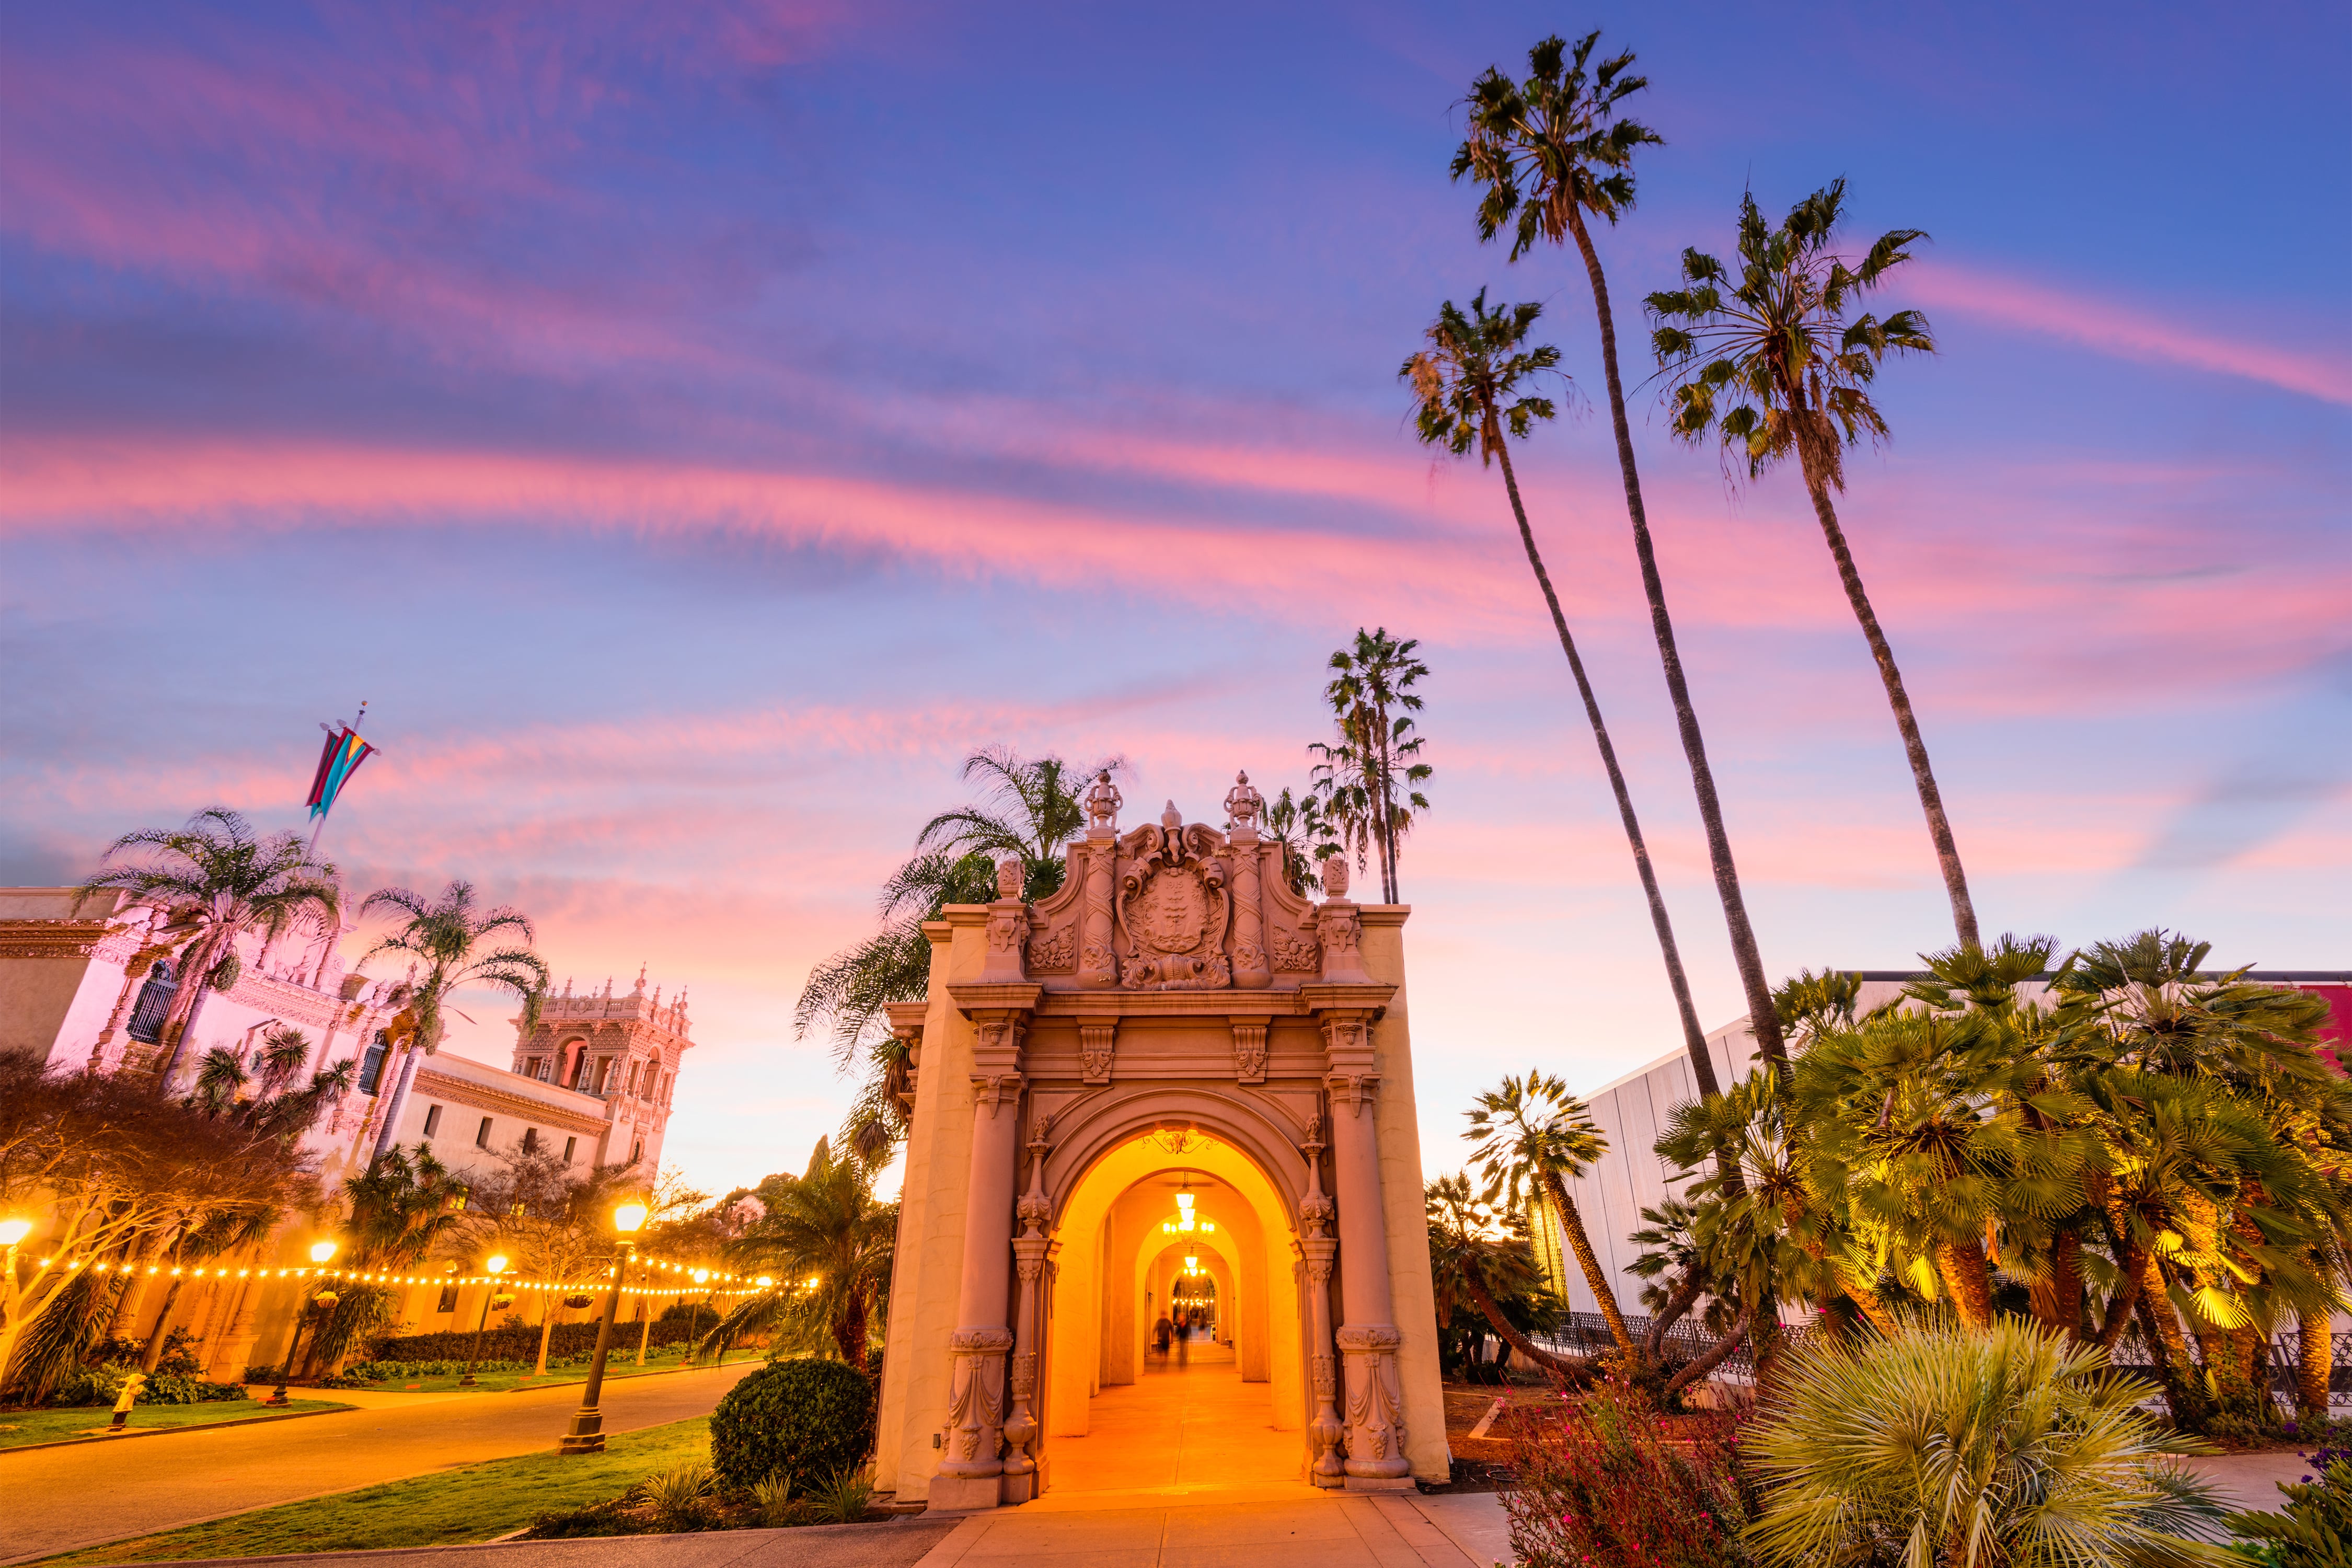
xmin=1040 ymin=1131 xmax=1306 ymax=1493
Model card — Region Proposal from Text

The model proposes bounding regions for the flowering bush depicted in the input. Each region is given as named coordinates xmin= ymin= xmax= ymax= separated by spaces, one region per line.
xmin=1504 ymin=1375 xmax=1754 ymax=1568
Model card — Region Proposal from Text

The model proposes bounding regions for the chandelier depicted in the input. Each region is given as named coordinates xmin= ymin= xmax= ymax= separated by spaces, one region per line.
xmin=1160 ymin=1174 xmax=1217 ymax=1236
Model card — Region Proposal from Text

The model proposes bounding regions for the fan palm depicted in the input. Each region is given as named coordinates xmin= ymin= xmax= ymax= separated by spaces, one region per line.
xmin=1647 ymin=180 xmax=1977 ymax=951
xmin=1454 ymin=32 xmax=1788 ymax=1070
xmin=1404 ymin=291 xmax=1717 ymax=1096
xmin=1745 ymin=1318 xmax=2233 ymax=1567
xmin=1260 ymin=785 xmax=1339 ymax=897
xmin=306 ymin=1142 xmax=474 ymax=1371
xmin=355 ymin=881 xmax=547 ymax=1159
xmin=80 ymin=808 xmax=343 ymax=1089
xmin=1316 ymin=630 xmax=1432 ymax=904
xmin=707 ymin=1139 xmax=896 ymax=1366
xmin=1424 ymin=1174 xmax=1581 ymax=1378
xmin=800 ymin=749 xmax=1120 ymax=1158
xmin=1463 ymin=1070 xmax=1635 ymax=1357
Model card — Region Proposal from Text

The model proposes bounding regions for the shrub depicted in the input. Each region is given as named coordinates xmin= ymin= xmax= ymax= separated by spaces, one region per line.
xmin=41 ymin=1367 xmax=241 ymax=1407
xmin=2231 ymin=1456 xmax=2352 ymax=1565
xmin=751 ymin=1474 xmax=801 ymax=1527
xmin=643 ymin=1461 xmax=719 ymax=1532
xmin=243 ymin=1364 xmax=282 ymax=1385
xmin=804 ymin=1466 xmax=876 ymax=1525
xmin=520 ymin=1498 xmax=653 ymax=1540
xmin=1746 ymin=1319 xmax=2233 ymax=1567
xmin=709 ymin=1359 xmax=876 ymax=1497
xmin=1505 ymin=1375 xmax=1751 ymax=1568
xmin=366 ymin=1316 xmax=705 ymax=1365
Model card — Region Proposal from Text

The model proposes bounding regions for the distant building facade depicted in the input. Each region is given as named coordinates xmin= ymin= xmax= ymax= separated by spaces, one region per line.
xmin=0 ymin=886 xmax=697 ymax=1376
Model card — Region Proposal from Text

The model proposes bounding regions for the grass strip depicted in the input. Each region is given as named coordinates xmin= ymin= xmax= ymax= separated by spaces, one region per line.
xmin=359 ymin=1345 xmax=749 ymax=1394
xmin=35 ymin=1415 xmax=712 ymax=1565
xmin=0 ymin=1400 xmax=350 ymax=1452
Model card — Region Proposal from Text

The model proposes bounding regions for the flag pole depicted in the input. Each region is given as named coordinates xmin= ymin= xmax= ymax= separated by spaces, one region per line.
xmin=306 ymin=701 xmax=371 ymax=861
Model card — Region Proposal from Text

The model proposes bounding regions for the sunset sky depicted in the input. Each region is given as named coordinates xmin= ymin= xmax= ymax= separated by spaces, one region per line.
xmin=5 ymin=2 xmax=2346 ymax=1196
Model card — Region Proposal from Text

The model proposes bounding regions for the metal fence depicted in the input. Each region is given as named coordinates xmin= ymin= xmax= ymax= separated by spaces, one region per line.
xmin=1527 ymin=1313 xmax=2352 ymax=1405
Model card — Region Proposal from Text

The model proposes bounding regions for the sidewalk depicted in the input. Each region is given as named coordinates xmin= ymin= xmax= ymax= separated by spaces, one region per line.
xmin=910 ymin=1490 xmax=1512 ymax=1568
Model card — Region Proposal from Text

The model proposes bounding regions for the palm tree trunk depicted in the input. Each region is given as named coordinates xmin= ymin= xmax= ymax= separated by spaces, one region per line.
xmin=1934 ymin=1240 xmax=1993 ymax=1330
xmin=1561 ymin=202 xmax=1787 ymax=1071
xmin=1664 ymin=1310 xmax=1752 ymax=1398
xmin=1543 ymin=1171 xmax=1635 ymax=1357
xmin=2300 ymin=1309 xmax=2333 ymax=1424
xmin=2029 ymin=1226 xmax=2086 ymax=1342
xmin=1489 ymin=431 xmax=1719 ymax=1100
xmin=138 ymin=1279 xmax=187 ymax=1373
xmin=1795 ymin=448 xmax=1979 ymax=949
xmin=1373 ymin=700 xmax=1400 ymax=904
xmin=1644 ymin=1272 xmax=1704 ymax=1360
xmin=1459 ymin=1266 xmax=1586 ymax=1379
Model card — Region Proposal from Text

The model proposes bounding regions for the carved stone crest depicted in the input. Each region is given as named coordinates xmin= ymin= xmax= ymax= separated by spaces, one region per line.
xmin=1116 ymin=802 xmax=1232 ymax=990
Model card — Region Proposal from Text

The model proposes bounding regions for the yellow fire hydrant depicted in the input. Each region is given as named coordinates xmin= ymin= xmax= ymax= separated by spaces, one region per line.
xmin=108 ymin=1371 xmax=147 ymax=1430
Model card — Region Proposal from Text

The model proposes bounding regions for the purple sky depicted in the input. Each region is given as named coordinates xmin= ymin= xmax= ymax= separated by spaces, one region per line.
xmin=5 ymin=1 xmax=2347 ymax=1194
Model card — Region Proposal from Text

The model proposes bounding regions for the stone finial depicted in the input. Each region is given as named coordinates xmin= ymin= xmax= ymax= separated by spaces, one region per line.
xmin=1083 ymin=769 xmax=1123 ymax=829
xmin=1320 ymin=854 xmax=1351 ymax=900
xmin=632 ymin=963 xmax=647 ymax=994
xmin=1160 ymin=799 xmax=1182 ymax=829
xmin=995 ymin=858 xmax=1025 ymax=900
xmin=1224 ymin=770 xmax=1264 ymax=829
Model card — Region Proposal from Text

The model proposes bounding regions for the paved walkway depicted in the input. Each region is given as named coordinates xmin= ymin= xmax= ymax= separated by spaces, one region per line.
xmin=1044 ymin=1358 xmax=1307 ymax=1498
xmin=0 ymin=1362 xmax=758 ymax=1565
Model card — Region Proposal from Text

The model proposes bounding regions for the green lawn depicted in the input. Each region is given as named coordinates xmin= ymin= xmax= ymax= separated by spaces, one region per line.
xmin=35 ymin=1415 xmax=713 ymax=1565
xmin=348 ymin=1343 xmax=750 ymax=1394
xmin=0 ymin=1399 xmax=350 ymax=1451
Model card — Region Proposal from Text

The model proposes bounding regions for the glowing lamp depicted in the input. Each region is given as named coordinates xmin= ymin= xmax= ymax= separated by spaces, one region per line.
xmin=693 ymin=1268 xmax=709 ymax=1283
xmin=308 ymin=1239 xmax=339 ymax=1265
xmin=756 ymin=1275 xmax=774 ymax=1288
xmin=613 ymin=1201 xmax=649 ymax=1233
xmin=0 ymin=1219 xmax=32 ymax=1247
xmin=486 ymin=1254 xmax=509 ymax=1275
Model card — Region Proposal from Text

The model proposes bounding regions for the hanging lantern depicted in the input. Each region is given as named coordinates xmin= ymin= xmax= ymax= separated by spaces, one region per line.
xmin=563 ymin=1294 xmax=594 ymax=1310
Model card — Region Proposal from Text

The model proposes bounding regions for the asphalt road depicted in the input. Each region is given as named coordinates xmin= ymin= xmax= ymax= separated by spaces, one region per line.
xmin=0 ymin=1362 xmax=759 ymax=1566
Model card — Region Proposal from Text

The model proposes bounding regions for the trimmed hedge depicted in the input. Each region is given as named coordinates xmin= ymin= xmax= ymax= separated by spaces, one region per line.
xmin=709 ymin=1360 xmax=876 ymax=1495
xmin=367 ymin=1316 xmax=706 ymax=1365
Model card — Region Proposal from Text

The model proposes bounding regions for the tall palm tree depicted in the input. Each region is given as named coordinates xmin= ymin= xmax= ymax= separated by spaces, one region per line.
xmin=355 ymin=881 xmax=549 ymax=1158
xmin=80 ymin=808 xmax=343 ymax=1089
xmin=1454 ymin=33 xmax=1789 ymax=1070
xmin=1404 ymin=290 xmax=1716 ymax=1096
xmin=1647 ymin=181 xmax=1978 ymax=950
xmin=1463 ymin=1069 xmax=1635 ymax=1357
xmin=1317 ymin=630 xmax=1432 ymax=904
xmin=707 ymin=1139 xmax=897 ymax=1366
xmin=799 ymin=748 xmax=1121 ymax=1159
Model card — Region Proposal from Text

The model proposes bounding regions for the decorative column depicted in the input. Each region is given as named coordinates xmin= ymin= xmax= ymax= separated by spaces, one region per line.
xmin=1001 ymin=1120 xmax=1053 ymax=1503
xmin=1224 ymin=771 xmax=1271 ymax=988
xmin=1079 ymin=771 xmax=1122 ymax=987
xmin=933 ymin=1002 xmax=1030 ymax=1511
xmin=1298 ymin=1115 xmax=1345 ymax=1486
xmin=1315 ymin=853 xmax=1410 ymax=1486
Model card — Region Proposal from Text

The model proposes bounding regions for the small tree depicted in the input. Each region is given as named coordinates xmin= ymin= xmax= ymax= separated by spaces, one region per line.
xmin=0 ymin=1057 xmax=320 ymax=1399
xmin=468 ymin=1147 xmax=639 ymax=1375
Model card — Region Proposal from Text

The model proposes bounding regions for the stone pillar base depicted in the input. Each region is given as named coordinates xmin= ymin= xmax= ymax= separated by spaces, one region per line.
xmin=998 ymin=1470 xmax=1041 ymax=1505
xmin=1342 ymin=1474 xmax=1415 ymax=1493
xmin=927 ymin=1473 xmax=1007 ymax=1513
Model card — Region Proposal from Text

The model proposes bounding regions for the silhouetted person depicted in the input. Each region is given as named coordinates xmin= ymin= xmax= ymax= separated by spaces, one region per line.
xmin=1154 ymin=1312 xmax=1173 ymax=1357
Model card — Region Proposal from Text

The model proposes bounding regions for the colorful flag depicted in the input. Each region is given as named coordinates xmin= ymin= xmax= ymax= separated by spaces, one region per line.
xmin=306 ymin=726 xmax=375 ymax=821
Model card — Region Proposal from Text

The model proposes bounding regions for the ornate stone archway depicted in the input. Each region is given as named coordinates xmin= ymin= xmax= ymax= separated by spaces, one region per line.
xmin=871 ymin=782 xmax=1447 ymax=1510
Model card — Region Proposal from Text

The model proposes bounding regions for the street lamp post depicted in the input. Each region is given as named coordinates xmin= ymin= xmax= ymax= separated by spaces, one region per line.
xmin=560 ymin=1199 xmax=647 ymax=1455
xmin=266 ymin=1240 xmax=339 ymax=1408
xmin=458 ymin=1254 xmax=510 ymax=1387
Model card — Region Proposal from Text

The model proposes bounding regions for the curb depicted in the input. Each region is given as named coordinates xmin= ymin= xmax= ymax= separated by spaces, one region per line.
xmin=1 ymin=1404 xmax=359 ymax=1458
xmin=65 ymin=1515 xmax=955 ymax=1568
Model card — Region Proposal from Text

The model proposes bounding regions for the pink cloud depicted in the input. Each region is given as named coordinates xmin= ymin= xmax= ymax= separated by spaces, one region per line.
xmin=1911 ymin=261 xmax=2352 ymax=406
